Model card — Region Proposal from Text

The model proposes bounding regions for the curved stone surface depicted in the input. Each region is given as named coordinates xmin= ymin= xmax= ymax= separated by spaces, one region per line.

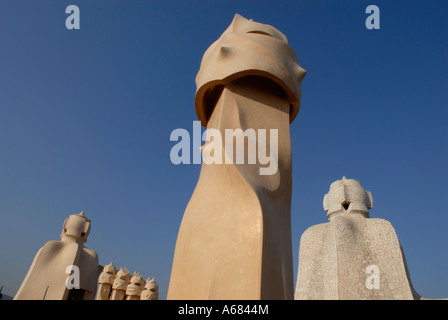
xmin=168 ymin=14 xmax=305 ymax=300
xmin=195 ymin=13 xmax=306 ymax=127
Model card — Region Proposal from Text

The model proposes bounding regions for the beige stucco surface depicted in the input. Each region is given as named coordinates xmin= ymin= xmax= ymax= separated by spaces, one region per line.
xmin=168 ymin=14 xmax=305 ymax=300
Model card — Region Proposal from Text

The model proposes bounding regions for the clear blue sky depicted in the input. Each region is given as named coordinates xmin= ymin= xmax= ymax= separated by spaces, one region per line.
xmin=0 ymin=0 xmax=447 ymax=299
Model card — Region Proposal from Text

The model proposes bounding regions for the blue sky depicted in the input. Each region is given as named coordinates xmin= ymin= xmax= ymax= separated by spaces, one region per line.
xmin=0 ymin=0 xmax=447 ymax=299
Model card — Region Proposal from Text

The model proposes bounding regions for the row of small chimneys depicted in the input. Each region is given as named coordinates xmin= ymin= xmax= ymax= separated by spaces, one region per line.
xmin=96 ymin=262 xmax=158 ymax=300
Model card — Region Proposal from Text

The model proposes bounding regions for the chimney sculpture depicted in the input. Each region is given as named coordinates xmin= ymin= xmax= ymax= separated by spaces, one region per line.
xmin=295 ymin=177 xmax=422 ymax=300
xmin=168 ymin=13 xmax=306 ymax=299
xmin=14 ymin=211 xmax=99 ymax=300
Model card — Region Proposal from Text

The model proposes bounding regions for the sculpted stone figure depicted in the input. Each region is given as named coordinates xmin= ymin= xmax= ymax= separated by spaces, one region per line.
xmin=125 ymin=272 xmax=145 ymax=300
xmin=168 ymin=13 xmax=306 ymax=299
xmin=294 ymin=177 xmax=421 ymax=300
xmin=141 ymin=277 xmax=159 ymax=300
xmin=96 ymin=262 xmax=117 ymax=300
xmin=14 ymin=211 xmax=99 ymax=300
xmin=110 ymin=267 xmax=131 ymax=300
